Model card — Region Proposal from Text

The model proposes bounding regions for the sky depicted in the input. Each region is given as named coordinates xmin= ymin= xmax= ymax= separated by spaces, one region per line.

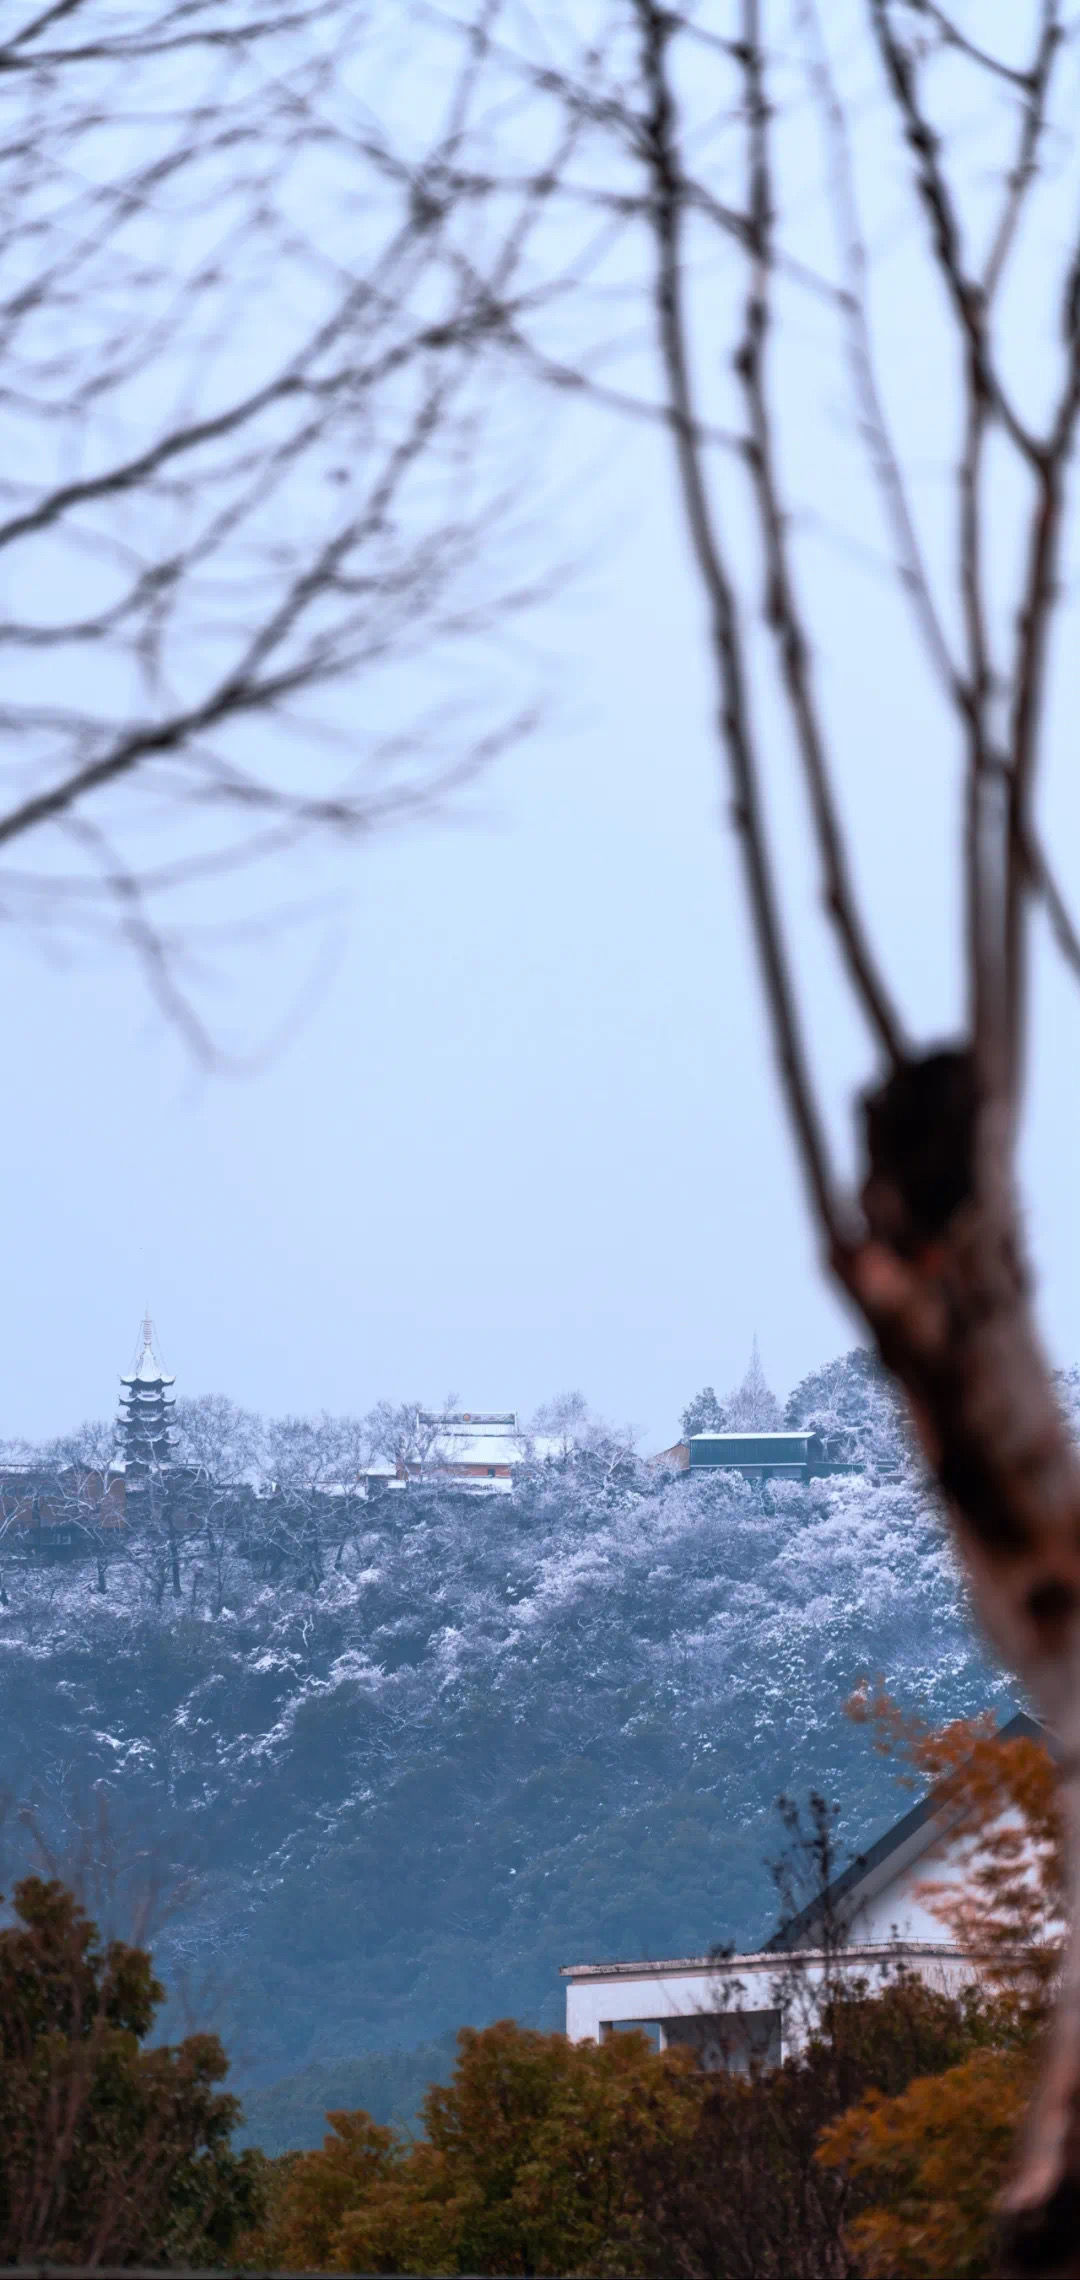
xmin=4 ymin=3 xmax=1080 ymax=1452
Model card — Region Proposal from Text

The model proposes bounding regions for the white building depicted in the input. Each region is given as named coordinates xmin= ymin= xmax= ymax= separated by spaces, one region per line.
xmin=358 ymin=1410 xmax=566 ymax=1496
xmin=563 ymin=1711 xmax=1040 ymax=2068
xmin=411 ymin=1411 xmax=525 ymax=1493
xmin=407 ymin=1411 xmax=565 ymax=1492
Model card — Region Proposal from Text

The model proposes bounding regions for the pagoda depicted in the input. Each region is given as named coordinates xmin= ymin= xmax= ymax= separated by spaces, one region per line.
xmin=118 ymin=1313 xmax=177 ymax=1483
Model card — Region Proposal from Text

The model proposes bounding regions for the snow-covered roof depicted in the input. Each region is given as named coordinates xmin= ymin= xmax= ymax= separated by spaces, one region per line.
xmin=426 ymin=1433 xmax=524 ymax=1468
xmin=120 ymin=1314 xmax=175 ymax=1388
xmin=689 ymin=1431 xmax=811 ymax=1443
xmin=416 ymin=1404 xmax=519 ymax=1422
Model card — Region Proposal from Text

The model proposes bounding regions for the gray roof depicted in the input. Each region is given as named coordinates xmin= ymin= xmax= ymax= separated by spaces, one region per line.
xmin=765 ymin=1709 xmax=1043 ymax=1952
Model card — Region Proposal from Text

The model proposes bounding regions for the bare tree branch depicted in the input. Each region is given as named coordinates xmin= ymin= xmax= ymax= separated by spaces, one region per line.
xmin=735 ymin=12 xmax=909 ymax=1065
xmin=982 ymin=2 xmax=1061 ymax=300
xmin=868 ymin=0 xmax=1044 ymax=469
xmin=559 ymin=4 xmax=1080 ymax=2256
xmin=798 ymin=0 xmax=961 ymax=706
xmin=1004 ymin=278 xmax=1080 ymax=1085
xmin=1022 ymin=827 xmax=1080 ymax=982
xmin=634 ymin=0 xmax=839 ymax=1237
xmin=907 ymin=0 xmax=1049 ymax=91
xmin=0 ymin=0 xmax=566 ymax=1042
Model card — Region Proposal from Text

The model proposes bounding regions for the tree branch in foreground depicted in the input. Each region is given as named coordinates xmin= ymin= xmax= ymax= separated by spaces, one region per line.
xmin=628 ymin=0 xmax=1080 ymax=2263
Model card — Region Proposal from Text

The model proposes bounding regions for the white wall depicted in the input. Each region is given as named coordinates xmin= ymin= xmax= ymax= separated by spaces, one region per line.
xmin=564 ymin=1942 xmax=979 ymax=2062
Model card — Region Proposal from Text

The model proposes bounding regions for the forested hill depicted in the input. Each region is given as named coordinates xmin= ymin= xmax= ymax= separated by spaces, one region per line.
xmin=0 ymin=1352 xmax=1024 ymax=2142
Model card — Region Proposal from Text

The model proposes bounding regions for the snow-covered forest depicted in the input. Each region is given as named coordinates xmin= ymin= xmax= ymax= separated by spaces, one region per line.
xmin=2 ymin=1345 xmax=1059 ymax=2144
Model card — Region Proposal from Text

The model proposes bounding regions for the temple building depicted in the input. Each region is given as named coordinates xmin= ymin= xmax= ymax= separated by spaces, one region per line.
xmin=117 ymin=1314 xmax=177 ymax=1484
xmin=411 ymin=1412 xmax=524 ymax=1493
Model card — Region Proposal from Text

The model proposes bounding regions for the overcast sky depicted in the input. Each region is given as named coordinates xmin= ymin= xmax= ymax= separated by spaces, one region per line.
xmin=5 ymin=3 xmax=1080 ymax=1452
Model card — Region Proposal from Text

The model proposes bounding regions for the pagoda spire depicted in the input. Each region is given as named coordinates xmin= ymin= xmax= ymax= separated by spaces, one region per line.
xmin=726 ymin=1335 xmax=782 ymax=1430
xmin=118 ymin=1312 xmax=177 ymax=1483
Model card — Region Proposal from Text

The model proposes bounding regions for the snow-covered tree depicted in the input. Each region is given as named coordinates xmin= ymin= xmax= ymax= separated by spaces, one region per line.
xmin=679 ymin=1346 xmax=782 ymax=1441
xmin=363 ymin=1402 xmax=452 ymax=1474
xmin=0 ymin=1385 xmax=1010 ymax=2093
xmin=679 ymin=1385 xmax=728 ymax=1439
xmin=529 ymin=1391 xmax=593 ymax=1459
xmin=1055 ymin=1370 xmax=1080 ymax=1446
xmin=43 ymin=1419 xmax=118 ymax=1476
xmin=33 ymin=1421 xmax=123 ymax=1595
xmin=172 ymin=1396 xmax=264 ymax=1487
xmin=522 ymin=1392 xmax=641 ymax=1510
xmin=785 ymin=1349 xmax=907 ymax=1476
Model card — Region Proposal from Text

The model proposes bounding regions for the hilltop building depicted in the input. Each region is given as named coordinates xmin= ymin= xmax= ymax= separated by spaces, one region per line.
xmin=411 ymin=1412 xmax=525 ymax=1493
xmin=562 ymin=1711 xmax=1040 ymax=2071
xmin=688 ymin=1429 xmax=821 ymax=1481
xmin=659 ymin=1340 xmax=856 ymax=1479
xmin=117 ymin=1314 xmax=177 ymax=1484
xmin=370 ymin=1411 xmax=566 ymax=1494
xmin=652 ymin=1430 xmax=851 ymax=1482
xmin=0 ymin=1464 xmax=123 ymax=1554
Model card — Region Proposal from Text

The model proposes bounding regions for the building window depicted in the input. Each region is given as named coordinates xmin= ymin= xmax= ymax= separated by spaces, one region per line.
xmin=663 ymin=2008 xmax=782 ymax=2073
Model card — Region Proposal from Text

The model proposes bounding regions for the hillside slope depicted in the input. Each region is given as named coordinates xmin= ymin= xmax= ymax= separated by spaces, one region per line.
xmin=0 ymin=1454 xmax=1011 ymax=2104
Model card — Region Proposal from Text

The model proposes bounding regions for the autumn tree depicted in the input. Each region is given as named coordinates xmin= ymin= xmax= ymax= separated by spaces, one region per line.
xmin=618 ymin=1708 xmax=1063 ymax=2279
xmin=0 ymin=1874 xmax=260 ymax=2263
xmin=816 ymin=1701 xmax=1065 ymax=2275
xmin=244 ymin=1986 xmax=1008 ymax=2279
xmin=241 ymin=2017 xmax=703 ymax=2276
xmin=239 ymin=1713 xmax=1062 ymax=2278
xmin=627 ymin=1977 xmax=996 ymax=2280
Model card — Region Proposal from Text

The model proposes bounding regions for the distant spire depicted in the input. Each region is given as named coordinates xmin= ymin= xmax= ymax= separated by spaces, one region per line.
xmin=727 ymin=1337 xmax=781 ymax=1430
xmin=123 ymin=1312 xmax=174 ymax=1387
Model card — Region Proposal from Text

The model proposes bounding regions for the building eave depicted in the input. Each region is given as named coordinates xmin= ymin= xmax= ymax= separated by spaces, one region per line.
xmin=764 ymin=1708 xmax=1044 ymax=1952
xmin=560 ymin=1938 xmax=969 ymax=1982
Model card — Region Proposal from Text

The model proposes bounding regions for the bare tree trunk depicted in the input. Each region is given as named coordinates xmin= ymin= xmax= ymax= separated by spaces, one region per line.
xmin=625 ymin=0 xmax=1080 ymax=2260
xmin=838 ymin=1056 xmax=1080 ymax=2261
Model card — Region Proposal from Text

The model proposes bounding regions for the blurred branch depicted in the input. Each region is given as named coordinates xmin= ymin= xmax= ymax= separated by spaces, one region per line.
xmin=798 ymin=0 xmax=961 ymax=706
xmin=905 ymin=2 xmax=1049 ymax=89
xmin=634 ymin=0 xmax=840 ymax=1236
xmin=0 ymin=0 xmax=562 ymax=1045
xmin=735 ymin=12 xmax=908 ymax=1064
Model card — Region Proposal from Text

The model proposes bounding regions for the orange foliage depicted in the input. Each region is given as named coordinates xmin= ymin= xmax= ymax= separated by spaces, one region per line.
xmin=818 ymin=1694 xmax=1062 ymax=2272
xmin=849 ymin=1685 xmax=1063 ymax=2008
xmin=245 ymin=2017 xmax=703 ymax=2274
xmin=244 ymin=1706 xmax=1064 ymax=2278
xmin=817 ymin=2046 xmax=1034 ymax=2278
